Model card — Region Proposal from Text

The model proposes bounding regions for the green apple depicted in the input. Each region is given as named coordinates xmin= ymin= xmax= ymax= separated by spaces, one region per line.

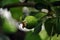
xmin=23 ymin=16 xmax=38 ymax=29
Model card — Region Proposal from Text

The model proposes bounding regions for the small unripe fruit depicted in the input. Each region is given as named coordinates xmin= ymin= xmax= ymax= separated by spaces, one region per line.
xmin=23 ymin=16 xmax=38 ymax=29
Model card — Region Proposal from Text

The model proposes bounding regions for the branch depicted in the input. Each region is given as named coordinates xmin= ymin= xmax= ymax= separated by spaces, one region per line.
xmin=3 ymin=1 xmax=60 ymax=9
xmin=51 ymin=1 xmax=60 ymax=6
xmin=3 ymin=2 xmax=35 ymax=9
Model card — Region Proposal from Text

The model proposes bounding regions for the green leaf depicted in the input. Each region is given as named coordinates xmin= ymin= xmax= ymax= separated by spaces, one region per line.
xmin=48 ymin=0 xmax=60 ymax=2
xmin=0 ymin=0 xmax=2 ymax=7
xmin=55 ymin=17 xmax=60 ymax=34
xmin=10 ymin=7 xmax=23 ymax=21
xmin=44 ymin=18 xmax=56 ymax=36
xmin=39 ymin=30 xmax=49 ymax=40
xmin=25 ymin=31 xmax=41 ymax=40
xmin=3 ymin=19 xmax=17 ymax=33
xmin=34 ymin=20 xmax=42 ymax=34
xmin=34 ymin=0 xmax=45 ymax=3
xmin=54 ymin=6 xmax=60 ymax=16
xmin=47 ymin=34 xmax=58 ymax=40
xmin=54 ymin=6 xmax=60 ymax=34
xmin=57 ymin=34 xmax=60 ymax=40
xmin=51 ymin=34 xmax=57 ymax=40
xmin=35 ymin=12 xmax=47 ymax=21
xmin=2 ymin=0 xmax=19 ymax=6
xmin=30 ymin=12 xmax=39 ymax=16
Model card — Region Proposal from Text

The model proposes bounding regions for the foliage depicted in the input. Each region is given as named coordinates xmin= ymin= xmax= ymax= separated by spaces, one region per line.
xmin=0 ymin=0 xmax=60 ymax=40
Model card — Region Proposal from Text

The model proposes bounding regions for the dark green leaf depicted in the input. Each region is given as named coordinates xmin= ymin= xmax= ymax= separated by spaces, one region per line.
xmin=54 ymin=6 xmax=60 ymax=16
xmin=44 ymin=18 xmax=56 ymax=36
xmin=34 ymin=0 xmax=45 ymax=3
xmin=55 ymin=17 xmax=60 ymax=34
xmin=34 ymin=20 xmax=42 ymax=34
xmin=48 ymin=0 xmax=60 ymax=2
xmin=0 ymin=0 xmax=2 ymax=7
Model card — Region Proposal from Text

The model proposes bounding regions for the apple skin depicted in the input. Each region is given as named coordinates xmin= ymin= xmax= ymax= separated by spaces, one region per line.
xmin=23 ymin=16 xmax=38 ymax=29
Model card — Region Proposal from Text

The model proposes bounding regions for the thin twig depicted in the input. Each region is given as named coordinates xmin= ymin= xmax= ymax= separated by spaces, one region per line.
xmin=3 ymin=2 xmax=35 ymax=9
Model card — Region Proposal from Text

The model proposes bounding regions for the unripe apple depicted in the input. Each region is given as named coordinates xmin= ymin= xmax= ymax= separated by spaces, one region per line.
xmin=23 ymin=16 xmax=38 ymax=29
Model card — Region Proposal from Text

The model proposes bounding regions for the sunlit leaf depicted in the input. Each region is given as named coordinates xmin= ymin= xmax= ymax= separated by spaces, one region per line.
xmin=10 ymin=7 xmax=23 ymax=21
